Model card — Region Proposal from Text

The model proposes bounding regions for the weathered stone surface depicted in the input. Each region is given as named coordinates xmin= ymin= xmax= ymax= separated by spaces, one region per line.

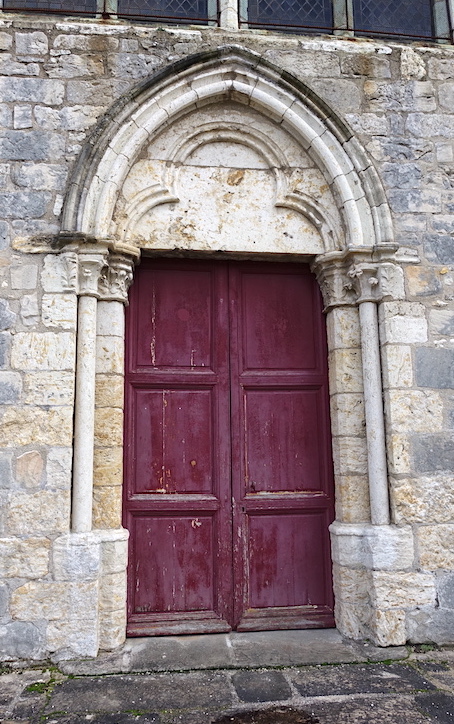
xmin=99 ymin=571 xmax=126 ymax=612
xmin=335 ymin=474 xmax=370 ymax=523
xmin=0 ymin=537 xmax=50 ymax=578
xmin=380 ymin=304 xmax=428 ymax=344
xmin=47 ymin=447 xmax=72 ymax=489
xmin=0 ymin=221 xmax=9 ymax=250
xmin=16 ymin=31 xmax=48 ymax=56
xmin=388 ymin=188 xmax=441 ymax=214
xmin=97 ymin=300 xmax=125 ymax=337
xmin=372 ymin=608 xmax=406 ymax=647
xmin=385 ymin=390 xmax=443 ymax=433
xmin=332 ymin=436 xmax=368 ymax=476
xmin=407 ymin=608 xmax=454 ymax=645
xmin=11 ymin=580 xmax=97 ymax=621
xmin=0 ymin=407 xmax=73 ymax=447
xmin=328 ymin=348 xmax=363 ymax=394
xmin=45 ymin=54 xmax=104 ymax=78
xmin=381 ymin=345 xmax=413 ymax=389
xmin=96 ymin=336 xmax=124 ymax=374
xmin=424 ymin=234 xmax=454 ymax=263
xmin=0 ymin=32 xmax=13 ymax=51
xmin=53 ymin=533 xmax=101 ymax=582
xmin=46 ymin=617 xmax=99 ymax=658
xmin=0 ymin=299 xmax=15 ymax=331
xmin=10 ymin=262 xmax=38 ymax=289
xmin=0 ymin=621 xmax=43 ymax=660
xmin=415 ymin=347 xmax=454 ymax=388
xmin=23 ymin=371 xmax=74 ymax=405
xmin=0 ymin=453 xmax=13 ymax=489
xmin=99 ymin=606 xmax=127 ymax=651
xmin=101 ymin=536 xmax=128 ymax=574
xmin=6 ymin=489 xmax=70 ymax=534
xmin=0 ymin=371 xmax=22 ymax=404
xmin=12 ymin=162 xmax=68 ymax=190
xmin=417 ymin=524 xmax=454 ymax=569
xmin=13 ymin=105 xmax=33 ymax=129
xmin=11 ymin=332 xmax=75 ymax=371
xmin=232 ymin=670 xmax=292 ymax=703
xmin=16 ymin=450 xmax=44 ymax=488
xmin=95 ymin=374 xmax=124 ymax=409
xmin=387 ymin=434 xmax=411 ymax=475
xmin=94 ymin=446 xmax=123 ymax=487
xmin=413 ymin=434 xmax=454 ymax=474
xmin=330 ymin=394 xmax=365 ymax=436
xmin=0 ymin=131 xmax=64 ymax=162
xmin=20 ymin=293 xmax=39 ymax=326
xmin=93 ymin=486 xmax=122 ymax=529
xmin=405 ymin=265 xmax=442 ymax=297
xmin=42 ymin=293 xmax=77 ymax=329
xmin=371 ymin=571 xmax=436 ymax=608
xmin=437 ymin=572 xmax=454 ymax=609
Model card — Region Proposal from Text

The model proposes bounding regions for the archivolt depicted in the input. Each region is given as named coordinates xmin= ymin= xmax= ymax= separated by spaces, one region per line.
xmin=61 ymin=46 xmax=393 ymax=251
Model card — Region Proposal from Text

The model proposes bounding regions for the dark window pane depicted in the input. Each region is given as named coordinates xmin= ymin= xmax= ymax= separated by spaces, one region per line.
xmin=3 ymin=0 xmax=96 ymax=12
xmin=117 ymin=0 xmax=210 ymax=22
xmin=353 ymin=0 xmax=434 ymax=38
xmin=247 ymin=0 xmax=333 ymax=30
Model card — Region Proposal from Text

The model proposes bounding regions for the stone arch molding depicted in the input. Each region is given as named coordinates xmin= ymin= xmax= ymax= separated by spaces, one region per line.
xmin=61 ymin=46 xmax=394 ymax=254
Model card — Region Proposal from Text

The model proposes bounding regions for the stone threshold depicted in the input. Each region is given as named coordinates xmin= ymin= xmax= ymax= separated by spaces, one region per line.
xmin=59 ymin=629 xmax=408 ymax=676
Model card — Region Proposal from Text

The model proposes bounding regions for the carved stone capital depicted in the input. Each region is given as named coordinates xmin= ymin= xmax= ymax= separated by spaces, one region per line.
xmin=78 ymin=253 xmax=109 ymax=297
xmin=312 ymin=245 xmax=404 ymax=310
xmin=98 ymin=253 xmax=135 ymax=303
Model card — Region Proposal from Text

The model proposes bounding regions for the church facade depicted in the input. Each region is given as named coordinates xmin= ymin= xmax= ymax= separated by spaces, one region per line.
xmin=0 ymin=1 xmax=454 ymax=661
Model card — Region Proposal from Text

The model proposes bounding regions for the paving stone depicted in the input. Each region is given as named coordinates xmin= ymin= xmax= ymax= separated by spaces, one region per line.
xmin=309 ymin=695 xmax=431 ymax=724
xmin=415 ymin=692 xmax=454 ymax=724
xmin=46 ymin=672 xmax=232 ymax=715
xmin=232 ymin=671 xmax=292 ymax=703
xmin=289 ymin=663 xmax=436 ymax=697
xmin=42 ymin=715 xmax=160 ymax=724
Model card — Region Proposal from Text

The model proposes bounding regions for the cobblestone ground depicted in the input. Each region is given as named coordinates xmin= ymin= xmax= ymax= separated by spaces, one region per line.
xmin=1 ymin=651 xmax=454 ymax=724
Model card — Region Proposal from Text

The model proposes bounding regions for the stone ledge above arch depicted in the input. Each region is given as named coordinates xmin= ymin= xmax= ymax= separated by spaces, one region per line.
xmin=61 ymin=45 xmax=394 ymax=254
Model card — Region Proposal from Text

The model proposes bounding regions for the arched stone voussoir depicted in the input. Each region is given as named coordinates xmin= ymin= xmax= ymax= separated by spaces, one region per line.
xmin=61 ymin=46 xmax=393 ymax=251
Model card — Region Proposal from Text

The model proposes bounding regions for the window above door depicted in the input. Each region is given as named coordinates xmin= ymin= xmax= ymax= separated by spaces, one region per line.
xmin=1 ymin=0 xmax=453 ymax=42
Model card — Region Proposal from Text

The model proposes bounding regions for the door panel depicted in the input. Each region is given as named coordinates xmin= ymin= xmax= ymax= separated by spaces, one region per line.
xmin=124 ymin=259 xmax=335 ymax=635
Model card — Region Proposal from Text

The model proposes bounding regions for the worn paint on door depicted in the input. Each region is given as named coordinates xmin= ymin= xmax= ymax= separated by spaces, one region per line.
xmin=124 ymin=259 xmax=335 ymax=636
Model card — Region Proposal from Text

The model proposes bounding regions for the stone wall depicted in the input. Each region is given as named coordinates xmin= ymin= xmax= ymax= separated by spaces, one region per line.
xmin=0 ymin=9 xmax=453 ymax=660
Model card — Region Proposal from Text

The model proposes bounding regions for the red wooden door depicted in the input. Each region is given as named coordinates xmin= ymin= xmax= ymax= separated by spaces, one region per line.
xmin=124 ymin=259 xmax=335 ymax=636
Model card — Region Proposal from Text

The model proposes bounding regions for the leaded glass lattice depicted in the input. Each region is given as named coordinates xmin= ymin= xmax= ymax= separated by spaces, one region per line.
xmin=3 ymin=0 xmax=96 ymax=13
xmin=247 ymin=0 xmax=333 ymax=30
xmin=117 ymin=0 xmax=210 ymax=22
xmin=353 ymin=0 xmax=434 ymax=38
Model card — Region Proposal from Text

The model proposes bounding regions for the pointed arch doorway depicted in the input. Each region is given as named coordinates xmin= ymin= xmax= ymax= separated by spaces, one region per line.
xmin=124 ymin=257 xmax=335 ymax=636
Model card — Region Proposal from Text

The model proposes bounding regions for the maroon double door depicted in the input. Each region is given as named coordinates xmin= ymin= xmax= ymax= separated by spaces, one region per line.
xmin=124 ymin=258 xmax=335 ymax=636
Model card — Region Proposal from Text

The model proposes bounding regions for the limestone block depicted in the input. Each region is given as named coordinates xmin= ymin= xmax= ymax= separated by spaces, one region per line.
xmin=0 ymin=32 xmax=12 ymax=51
xmin=401 ymin=48 xmax=426 ymax=80
xmin=14 ymin=105 xmax=33 ymax=130
xmin=96 ymin=335 xmax=124 ymax=374
xmin=0 ymin=621 xmax=44 ymax=660
xmin=0 ymin=299 xmax=16 ymax=331
xmin=412 ymin=434 xmax=454 ymax=474
xmin=0 ymin=453 xmax=13 ymax=489
xmin=12 ymin=162 xmax=68 ymax=191
xmin=94 ymin=407 xmax=123 ymax=448
xmin=101 ymin=535 xmax=128 ymax=575
xmin=53 ymin=533 xmax=101 ymax=582
xmin=16 ymin=32 xmax=48 ymax=56
xmin=330 ymin=522 xmax=415 ymax=571
xmin=388 ymin=188 xmax=442 ymax=214
xmin=415 ymin=347 xmax=454 ymax=389
xmin=42 ymin=294 xmax=77 ymax=330
xmin=0 ymin=131 xmax=65 ymax=163
xmin=11 ymin=332 xmax=76 ymax=371
xmin=45 ymin=54 xmax=104 ymax=78
xmin=0 ymin=583 xmax=8 ymax=615
xmin=46 ymin=618 xmax=99 ymax=658
xmin=47 ymin=447 xmax=72 ymax=489
xmin=372 ymin=608 xmax=406 ymax=647
xmin=0 ymin=221 xmax=9 ymax=250
xmin=97 ymin=300 xmax=125 ymax=337
xmin=99 ymin=571 xmax=127 ymax=612
xmin=95 ymin=374 xmax=124 ymax=409
xmin=436 ymin=141 xmax=454 ymax=162
xmin=326 ymin=306 xmax=361 ymax=349
xmin=309 ymin=79 xmax=362 ymax=113
xmin=0 ymin=55 xmax=40 ymax=77
xmin=42 ymin=254 xmax=78 ymax=293
xmin=428 ymin=57 xmax=454 ymax=80
xmin=385 ymin=390 xmax=442 ymax=433
xmin=331 ymin=436 xmax=368 ymax=476
xmin=387 ymin=434 xmax=411 ymax=476
xmin=334 ymin=474 xmax=370 ymax=524
xmin=330 ymin=393 xmax=365 ymax=437
xmin=265 ymin=49 xmax=340 ymax=78
xmin=382 ymin=162 xmax=422 ymax=189
xmin=16 ymin=450 xmax=44 ymax=488
xmin=345 ymin=112 xmax=390 ymax=136
xmin=405 ymin=266 xmax=442 ymax=297
xmin=381 ymin=345 xmax=413 ymax=389
xmin=332 ymin=563 xmax=372 ymax=606
xmin=20 ymin=293 xmax=39 ymax=326
xmin=407 ymin=113 xmax=454 ymax=139
xmin=0 ymin=371 xmax=22 ymax=404
xmin=328 ymin=348 xmax=363 ymax=394
xmin=93 ymin=486 xmax=122 ymax=529
xmin=437 ymin=572 xmax=454 ymax=609
xmin=11 ymin=262 xmax=38 ymax=290
xmin=417 ymin=525 xmax=454 ymax=569
xmin=106 ymin=52 xmax=164 ymax=80
xmin=334 ymin=600 xmax=371 ymax=641
xmin=34 ymin=105 xmax=104 ymax=133
xmin=23 ymin=371 xmax=74 ymax=405
xmin=0 ymin=537 xmax=50 ymax=578
xmin=11 ymin=580 xmax=98 ymax=621
xmin=0 ymin=78 xmax=65 ymax=105
xmin=371 ymin=571 xmax=436 ymax=609
xmin=99 ymin=607 xmax=126 ymax=651
xmin=392 ymin=475 xmax=454 ymax=525
xmin=94 ymin=446 xmax=123 ymax=487
xmin=0 ymin=407 xmax=73 ymax=447
xmin=6 ymin=489 xmax=70 ymax=535
xmin=424 ymin=234 xmax=454 ymax=264
xmin=407 ymin=607 xmax=454 ymax=645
